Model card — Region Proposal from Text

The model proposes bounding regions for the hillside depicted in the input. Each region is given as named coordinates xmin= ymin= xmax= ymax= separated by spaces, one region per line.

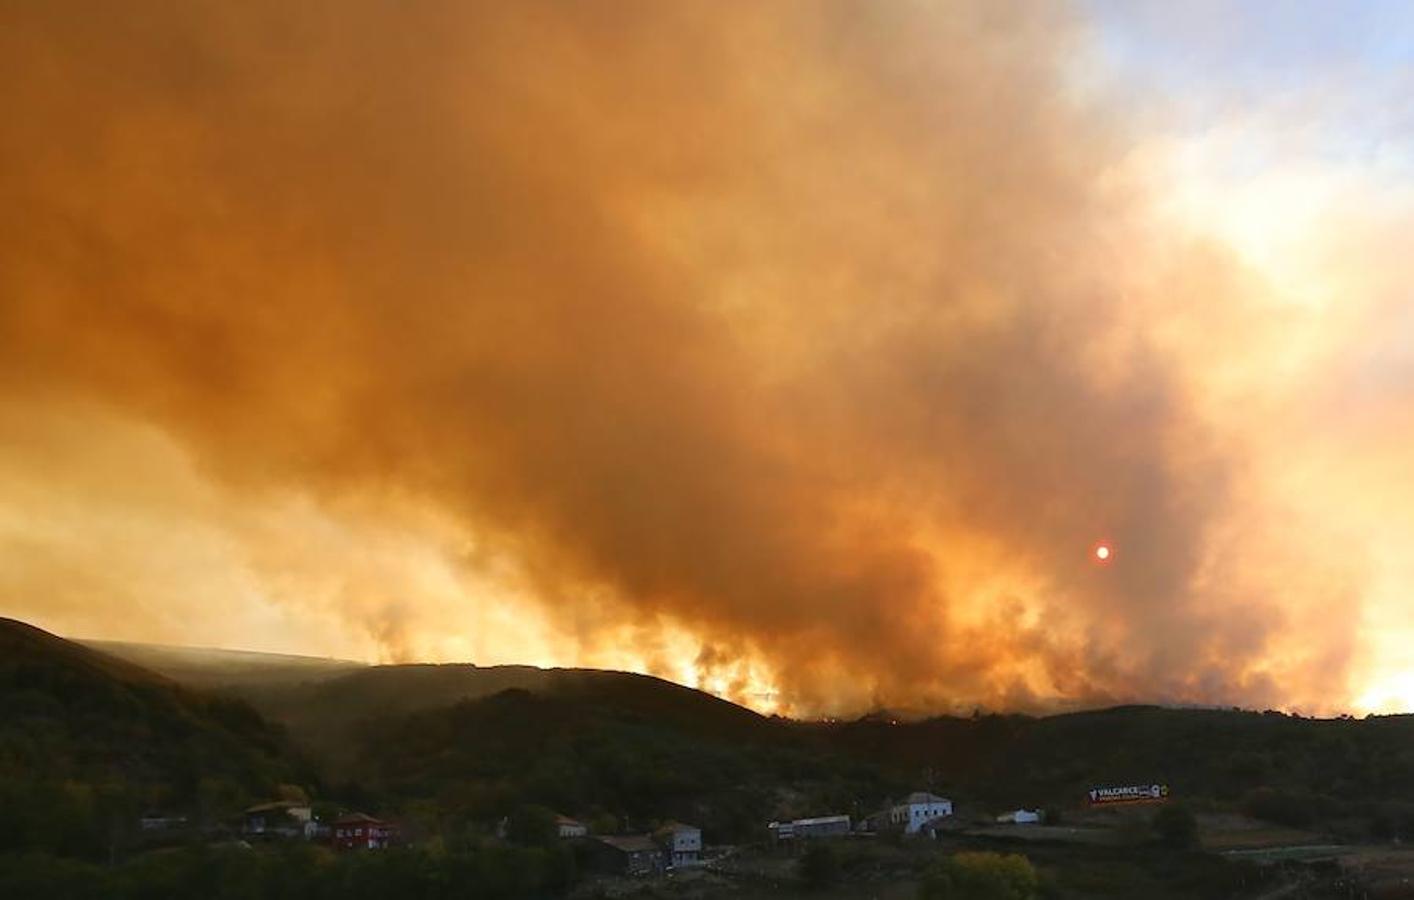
xmin=0 ymin=619 xmax=311 ymax=857
xmin=253 ymin=663 xmax=767 ymax=731
xmin=230 ymin=663 xmax=780 ymax=781
xmin=825 ymin=705 xmax=1414 ymax=835
xmin=74 ymin=634 xmax=1414 ymax=844
xmin=143 ymin=657 xmax=899 ymax=838
xmin=81 ymin=639 xmax=364 ymax=689
xmin=327 ymin=689 xmax=1414 ymax=843
xmin=346 ymin=685 xmax=893 ymax=839
xmin=272 ymin=673 xmax=1414 ymax=843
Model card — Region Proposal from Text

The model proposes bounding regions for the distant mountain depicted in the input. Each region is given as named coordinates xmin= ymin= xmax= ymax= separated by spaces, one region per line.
xmin=80 ymin=640 xmax=763 ymax=739
xmin=0 ymin=619 xmax=308 ymax=829
xmin=61 ymin=629 xmax=1414 ymax=845
xmin=229 ymin=662 xmax=773 ymax=775
xmin=82 ymin=638 xmax=365 ymax=689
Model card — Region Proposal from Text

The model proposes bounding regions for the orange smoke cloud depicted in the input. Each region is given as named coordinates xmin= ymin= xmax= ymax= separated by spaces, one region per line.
xmin=0 ymin=1 xmax=1395 ymax=714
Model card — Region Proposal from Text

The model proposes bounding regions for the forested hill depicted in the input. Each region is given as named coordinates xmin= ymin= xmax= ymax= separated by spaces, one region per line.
xmin=245 ymin=662 xmax=767 ymax=734
xmin=79 ymin=630 xmax=1414 ymax=843
xmin=827 ymin=704 xmax=1414 ymax=806
xmin=0 ymin=618 xmax=310 ymax=856
xmin=227 ymin=662 xmax=776 ymax=780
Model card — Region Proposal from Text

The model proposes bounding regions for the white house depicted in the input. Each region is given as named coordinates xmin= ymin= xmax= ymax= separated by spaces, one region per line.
xmin=243 ymin=802 xmax=313 ymax=839
xmin=889 ymin=791 xmax=953 ymax=834
xmin=656 ymin=821 xmax=702 ymax=866
xmin=996 ymin=809 xmax=1041 ymax=825
xmin=555 ymin=815 xmax=588 ymax=839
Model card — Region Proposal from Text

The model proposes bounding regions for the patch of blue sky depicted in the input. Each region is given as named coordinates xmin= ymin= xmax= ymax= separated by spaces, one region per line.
xmin=1076 ymin=0 xmax=1413 ymax=181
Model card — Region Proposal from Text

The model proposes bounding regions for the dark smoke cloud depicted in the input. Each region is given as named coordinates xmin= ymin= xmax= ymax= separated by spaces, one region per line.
xmin=0 ymin=0 xmax=1361 ymax=713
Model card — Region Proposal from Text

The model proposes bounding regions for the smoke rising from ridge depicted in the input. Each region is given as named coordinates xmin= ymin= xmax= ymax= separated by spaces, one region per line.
xmin=0 ymin=0 xmax=1393 ymax=714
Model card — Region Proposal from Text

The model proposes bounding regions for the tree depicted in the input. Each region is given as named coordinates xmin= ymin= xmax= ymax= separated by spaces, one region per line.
xmin=504 ymin=804 xmax=558 ymax=848
xmin=275 ymin=783 xmax=310 ymax=804
xmin=587 ymin=812 xmax=619 ymax=835
xmin=919 ymin=851 xmax=1038 ymax=900
xmin=1152 ymin=804 xmax=1199 ymax=848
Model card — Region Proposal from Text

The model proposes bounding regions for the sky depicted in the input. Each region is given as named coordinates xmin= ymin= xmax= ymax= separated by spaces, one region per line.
xmin=1 ymin=0 xmax=1411 ymax=717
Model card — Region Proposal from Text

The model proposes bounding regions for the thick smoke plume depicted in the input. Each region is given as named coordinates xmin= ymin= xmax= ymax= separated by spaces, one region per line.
xmin=0 ymin=1 xmax=1375 ymax=714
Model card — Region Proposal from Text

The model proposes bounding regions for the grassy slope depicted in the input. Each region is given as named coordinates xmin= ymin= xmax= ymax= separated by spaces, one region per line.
xmin=0 ymin=618 xmax=304 ymax=800
xmin=80 ymin=639 xmax=364 ymax=689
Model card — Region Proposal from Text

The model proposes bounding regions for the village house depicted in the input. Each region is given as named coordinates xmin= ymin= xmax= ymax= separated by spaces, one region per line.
xmin=768 ymin=814 xmax=851 ymax=840
xmin=243 ymin=801 xmax=314 ymax=840
xmin=654 ymin=821 xmax=702 ymax=867
xmin=333 ymin=812 xmax=398 ymax=850
xmin=889 ymin=791 xmax=953 ymax=835
xmin=996 ymin=808 xmax=1042 ymax=824
xmin=587 ymin=834 xmax=664 ymax=876
xmin=139 ymin=812 xmax=189 ymax=832
xmin=555 ymin=814 xmax=588 ymax=838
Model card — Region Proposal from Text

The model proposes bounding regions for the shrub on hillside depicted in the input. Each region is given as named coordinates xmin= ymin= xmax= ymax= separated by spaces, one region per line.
xmin=1243 ymin=788 xmax=1315 ymax=828
xmin=919 ymin=851 xmax=1038 ymax=900
xmin=798 ymin=843 xmax=840 ymax=889
xmin=1152 ymin=804 xmax=1198 ymax=848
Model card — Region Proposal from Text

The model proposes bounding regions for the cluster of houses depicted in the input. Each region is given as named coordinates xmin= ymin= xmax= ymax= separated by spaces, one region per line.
xmin=554 ymin=816 xmax=704 ymax=875
xmin=142 ymin=787 xmax=1047 ymax=872
xmin=240 ymin=801 xmax=400 ymax=851
xmin=540 ymin=790 xmax=979 ymax=878
xmin=770 ymin=791 xmax=960 ymax=841
xmin=767 ymin=791 xmax=1046 ymax=844
xmin=137 ymin=800 xmax=402 ymax=852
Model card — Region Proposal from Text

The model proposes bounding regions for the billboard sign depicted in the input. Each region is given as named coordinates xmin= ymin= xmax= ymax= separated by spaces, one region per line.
xmin=1087 ymin=784 xmax=1170 ymax=806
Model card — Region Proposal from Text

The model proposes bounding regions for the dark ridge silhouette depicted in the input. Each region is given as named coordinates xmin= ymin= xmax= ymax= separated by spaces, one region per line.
xmin=223 ymin=662 xmax=770 ymax=777
xmin=0 ymin=618 xmax=304 ymax=800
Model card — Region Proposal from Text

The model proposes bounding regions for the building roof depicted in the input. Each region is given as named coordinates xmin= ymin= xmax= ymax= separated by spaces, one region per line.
xmin=554 ymin=814 xmax=584 ymax=827
xmin=594 ymin=835 xmax=659 ymax=853
xmin=656 ymin=821 xmax=699 ymax=834
xmin=244 ymin=801 xmax=308 ymax=815
xmin=793 ymin=815 xmax=850 ymax=826
xmin=334 ymin=812 xmax=387 ymax=826
xmin=902 ymin=791 xmax=949 ymax=805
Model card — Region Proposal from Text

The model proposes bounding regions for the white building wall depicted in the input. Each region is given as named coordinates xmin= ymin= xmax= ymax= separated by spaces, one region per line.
xmin=892 ymin=799 xmax=953 ymax=834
